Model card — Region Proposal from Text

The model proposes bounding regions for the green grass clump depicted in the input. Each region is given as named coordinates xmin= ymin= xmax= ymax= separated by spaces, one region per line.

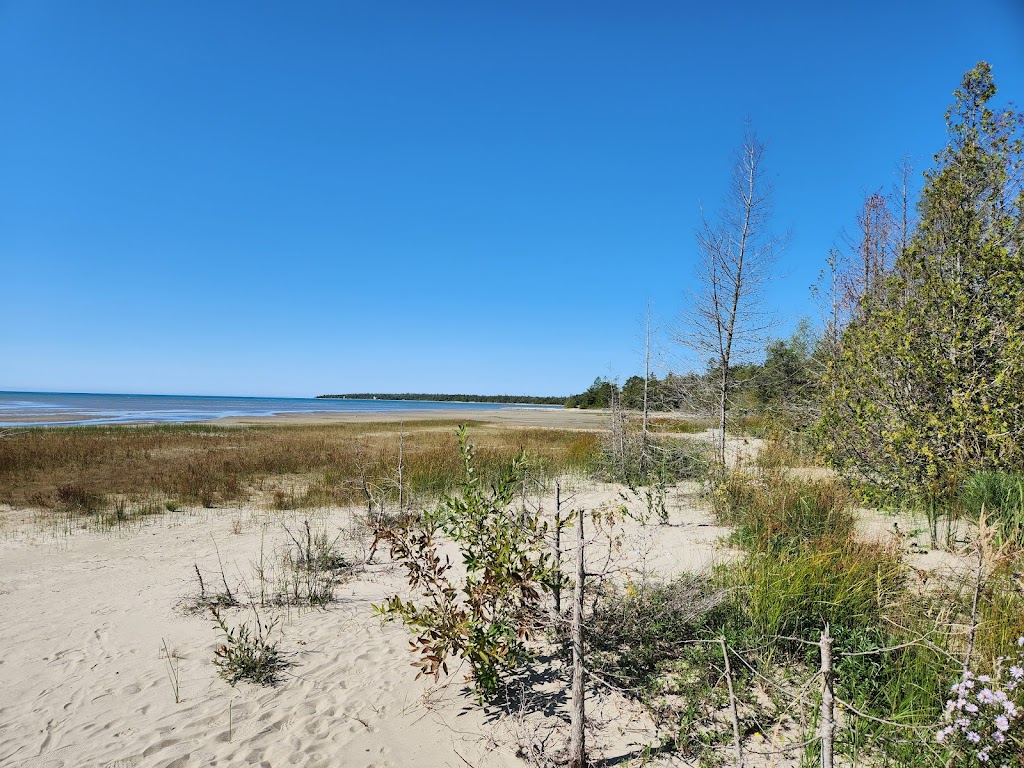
xmin=721 ymin=541 xmax=905 ymax=649
xmin=712 ymin=473 xmax=854 ymax=551
xmin=961 ymin=470 xmax=1024 ymax=546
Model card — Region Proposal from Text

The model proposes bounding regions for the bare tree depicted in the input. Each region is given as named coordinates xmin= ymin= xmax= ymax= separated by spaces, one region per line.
xmin=640 ymin=300 xmax=654 ymax=464
xmin=678 ymin=125 xmax=785 ymax=465
xmin=815 ymin=158 xmax=916 ymax=352
xmin=568 ymin=508 xmax=586 ymax=768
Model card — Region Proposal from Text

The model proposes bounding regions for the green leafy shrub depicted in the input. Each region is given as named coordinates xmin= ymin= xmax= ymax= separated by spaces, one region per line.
xmin=375 ymin=426 xmax=555 ymax=697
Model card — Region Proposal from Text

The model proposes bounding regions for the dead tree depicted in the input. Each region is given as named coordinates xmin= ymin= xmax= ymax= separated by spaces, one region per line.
xmin=568 ymin=508 xmax=586 ymax=768
xmin=678 ymin=124 xmax=785 ymax=466
xmin=819 ymin=625 xmax=834 ymax=768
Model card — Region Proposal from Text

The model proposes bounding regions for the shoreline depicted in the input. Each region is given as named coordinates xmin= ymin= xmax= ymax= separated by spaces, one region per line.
xmin=1 ymin=407 xmax=613 ymax=430
xmin=215 ymin=406 xmax=611 ymax=429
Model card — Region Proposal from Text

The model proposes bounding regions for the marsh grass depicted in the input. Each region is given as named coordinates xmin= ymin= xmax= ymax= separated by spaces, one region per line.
xmin=0 ymin=422 xmax=601 ymax=515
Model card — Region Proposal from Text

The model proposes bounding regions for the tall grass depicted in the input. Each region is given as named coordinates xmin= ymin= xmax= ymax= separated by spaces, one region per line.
xmin=0 ymin=422 xmax=601 ymax=514
xmin=961 ymin=470 xmax=1024 ymax=546
xmin=712 ymin=473 xmax=854 ymax=550
xmin=720 ymin=541 xmax=905 ymax=648
xmin=707 ymin=470 xmax=963 ymax=765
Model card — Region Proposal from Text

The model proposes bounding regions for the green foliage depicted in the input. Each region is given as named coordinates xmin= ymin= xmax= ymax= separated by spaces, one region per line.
xmin=211 ymin=606 xmax=287 ymax=686
xmin=820 ymin=62 xmax=1024 ymax=505
xmin=565 ymin=376 xmax=618 ymax=409
xmin=754 ymin=319 xmax=821 ymax=409
xmin=374 ymin=426 xmax=555 ymax=697
xmin=722 ymin=543 xmax=905 ymax=649
xmin=961 ymin=471 xmax=1024 ymax=546
xmin=620 ymin=375 xmax=650 ymax=410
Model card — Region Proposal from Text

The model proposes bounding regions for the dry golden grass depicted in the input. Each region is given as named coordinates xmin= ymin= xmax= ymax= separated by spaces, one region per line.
xmin=0 ymin=421 xmax=601 ymax=514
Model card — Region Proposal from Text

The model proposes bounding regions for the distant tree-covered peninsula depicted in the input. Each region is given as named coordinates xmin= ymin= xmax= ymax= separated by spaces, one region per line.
xmin=316 ymin=393 xmax=566 ymax=405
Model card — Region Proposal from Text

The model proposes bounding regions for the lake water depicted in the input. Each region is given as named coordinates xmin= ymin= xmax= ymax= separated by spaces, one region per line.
xmin=0 ymin=392 xmax=558 ymax=427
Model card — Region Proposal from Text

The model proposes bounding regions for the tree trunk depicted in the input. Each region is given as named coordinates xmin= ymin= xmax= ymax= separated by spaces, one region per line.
xmin=718 ymin=366 xmax=728 ymax=467
xmin=568 ymin=511 xmax=586 ymax=768
xmin=820 ymin=626 xmax=834 ymax=768
xmin=553 ymin=481 xmax=563 ymax=617
xmin=642 ymin=301 xmax=651 ymax=465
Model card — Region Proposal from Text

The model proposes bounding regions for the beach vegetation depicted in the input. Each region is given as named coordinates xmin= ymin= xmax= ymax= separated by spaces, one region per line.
xmin=374 ymin=426 xmax=555 ymax=697
xmin=0 ymin=421 xmax=601 ymax=516
xmin=210 ymin=604 xmax=288 ymax=687
xmin=819 ymin=62 xmax=1024 ymax=510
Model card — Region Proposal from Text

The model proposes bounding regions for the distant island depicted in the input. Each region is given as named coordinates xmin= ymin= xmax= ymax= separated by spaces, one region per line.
xmin=316 ymin=393 xmax=566 ymax=405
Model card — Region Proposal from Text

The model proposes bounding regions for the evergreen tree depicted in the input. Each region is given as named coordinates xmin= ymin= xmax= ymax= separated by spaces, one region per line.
xmin=819 ymin=62 xmax=1024 ymax=502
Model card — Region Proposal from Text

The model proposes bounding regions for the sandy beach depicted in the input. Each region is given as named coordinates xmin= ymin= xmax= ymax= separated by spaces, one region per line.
xmin=0 ymin=425 xmax=960 ymax=768
xmin=0 ymin=479 xmax=737 ymax=768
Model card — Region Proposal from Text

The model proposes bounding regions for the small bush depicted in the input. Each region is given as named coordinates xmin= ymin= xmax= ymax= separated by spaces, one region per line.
xmin=938 ymin=639 xmax=1024 ymax=764
xmin=375 ymin=426 xmax=555 ymax=697
xmin=211 ymin=606 xmax=287 ymax=686
xmin=597 ymin=434 xmax=710 ymax=487
xmin=587 ymin=577 xmax=728 ymax=694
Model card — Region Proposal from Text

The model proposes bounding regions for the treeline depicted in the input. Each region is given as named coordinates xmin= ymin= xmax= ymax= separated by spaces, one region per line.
xmin=316 ymin=393 xmax=566 ymax=405
xmin=566 ymin=320 xmax=819 ymax=413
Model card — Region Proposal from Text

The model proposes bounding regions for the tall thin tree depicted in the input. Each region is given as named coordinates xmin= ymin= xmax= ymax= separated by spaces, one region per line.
xmin=678 ymin=125 xmax=786 ymax=465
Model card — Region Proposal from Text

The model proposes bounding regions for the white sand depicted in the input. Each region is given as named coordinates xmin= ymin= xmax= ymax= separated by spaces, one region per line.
xmin=0 ymin=477 xmax=737 ymax=768
xmin=0 ymin=453 xmax=961 ymax=768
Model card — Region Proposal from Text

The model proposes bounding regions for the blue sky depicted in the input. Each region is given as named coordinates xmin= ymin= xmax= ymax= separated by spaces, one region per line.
xmin=2 ymin=1 xmax=1022 ymax=397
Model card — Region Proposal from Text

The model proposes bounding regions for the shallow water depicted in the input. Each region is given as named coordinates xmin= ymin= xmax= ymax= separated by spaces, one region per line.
xmin=0 ymin=391 xmax=555 ymax=427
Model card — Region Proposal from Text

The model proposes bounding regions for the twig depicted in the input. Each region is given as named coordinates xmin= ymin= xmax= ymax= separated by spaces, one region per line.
xmin=720 ymin=636 xmax=744 ymax=768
